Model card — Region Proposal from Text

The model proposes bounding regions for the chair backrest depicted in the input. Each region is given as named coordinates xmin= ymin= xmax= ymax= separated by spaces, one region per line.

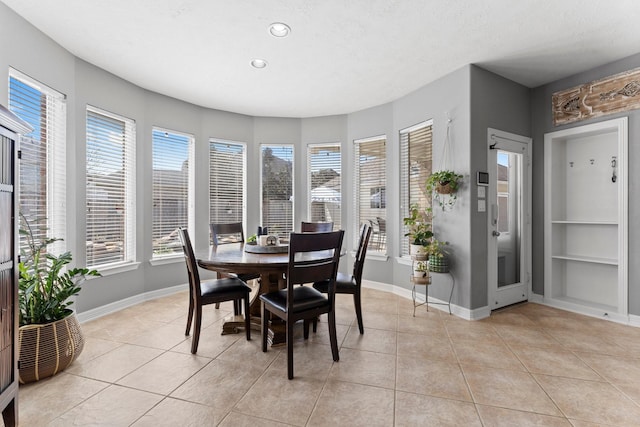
xmin=210 ymin=222 xmax=245 ymax=246
xmin=353 ymin=224 xmax=372 ymax=284
xmin=301 ymin=221 xmax=334 ymax=232
xmin=178 ymin=227 xmax=201 ymax=298
xmin=287 ymin=230 xmax=344 ymax=308
xmin=376 ymin=217 xmax=386 ymax=232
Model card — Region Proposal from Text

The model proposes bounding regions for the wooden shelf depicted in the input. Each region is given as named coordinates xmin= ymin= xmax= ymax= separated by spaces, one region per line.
xmin=551 ymin=254 xmax=618 ymax=265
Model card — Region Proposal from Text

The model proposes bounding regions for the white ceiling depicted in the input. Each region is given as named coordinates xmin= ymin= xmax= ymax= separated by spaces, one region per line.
xmin=4 ymin=0 xmax=640 ymax=118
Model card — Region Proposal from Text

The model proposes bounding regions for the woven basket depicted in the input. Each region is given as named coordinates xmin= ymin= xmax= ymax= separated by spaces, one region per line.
xmin=18 ymin=312 xmax=84 ymax=384
xmin=435 ymin=182 xmax=455 ymax=195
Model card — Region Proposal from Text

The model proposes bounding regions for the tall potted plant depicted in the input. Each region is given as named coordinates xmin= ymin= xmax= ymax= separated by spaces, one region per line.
xmin=403 ymin=204 xmax=433 ymax=255
xmin=18 ymin=216 xmax=100 ymax=383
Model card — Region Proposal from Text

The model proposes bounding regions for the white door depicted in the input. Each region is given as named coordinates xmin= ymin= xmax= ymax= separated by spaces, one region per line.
xmin=487 ymin=129 xmax=531 ymax=310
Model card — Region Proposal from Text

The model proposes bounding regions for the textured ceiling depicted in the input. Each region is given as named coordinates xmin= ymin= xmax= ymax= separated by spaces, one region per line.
xmin=3 ymin=0 xmax=640 ymax=117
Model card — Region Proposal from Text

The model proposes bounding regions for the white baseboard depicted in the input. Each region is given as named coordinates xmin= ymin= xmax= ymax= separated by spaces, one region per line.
xmin=76 ymin=284 xmax=187 ymax=323
xmin=528 ymin=293 xmax=544 ymax=303
xmin=540 ymin=297 xmax=636 ymax=327
xmin=362 ymin=280 xmax=489 ymax=321
xmin=79 ymin=281 xmax=637 ymax=328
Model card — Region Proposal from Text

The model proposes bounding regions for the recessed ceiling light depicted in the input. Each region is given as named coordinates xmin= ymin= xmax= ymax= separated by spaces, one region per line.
xmin=251 ymin=59 xmax=268 ymax=69
xmin=269 ymin=22 xmax=291 ymax=38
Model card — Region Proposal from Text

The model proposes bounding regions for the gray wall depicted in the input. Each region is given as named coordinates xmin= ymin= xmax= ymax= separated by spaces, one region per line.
xmin=391 ymin=66 xmax=472 ymax=309
xmin=469 ymin=65 xmax=531 ymax=309
xmin=531 ymin=52 xmax=640 ymax=316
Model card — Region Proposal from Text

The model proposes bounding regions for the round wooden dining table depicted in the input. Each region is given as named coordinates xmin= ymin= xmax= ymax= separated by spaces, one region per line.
xmin=195 ymin=242 xmax=291 ymax=346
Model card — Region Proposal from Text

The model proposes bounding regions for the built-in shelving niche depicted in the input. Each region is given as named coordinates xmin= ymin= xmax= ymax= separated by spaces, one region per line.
xmin=544 ymin=117 xmax=628 ymax=322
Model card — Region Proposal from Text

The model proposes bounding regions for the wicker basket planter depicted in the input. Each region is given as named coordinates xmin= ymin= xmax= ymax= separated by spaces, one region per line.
xmin=18 ymin=312 xmax=84 ymax=384
xmin=435 ymin=182 xmax=455 ymax=195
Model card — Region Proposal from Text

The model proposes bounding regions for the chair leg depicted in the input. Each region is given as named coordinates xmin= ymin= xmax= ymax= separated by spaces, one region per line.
xmin=287 ymin=317 xmax=295 ymax=380
xmin=234 ymin=300 xmax=241 ymax=316
xmin=312 ymin=316 xmax=318 ymax=333
xmin=244 ymin=294 xmax=251 ymax=341
xmin=261 ymin=303 xmax=269 ymax=352
xmin=303 ymin=319 xmax=310 ymax=340
xmin=185 ymin=294 xmax=194 ymax=336
xmin=354 ymin=292 xmax=364 ymax=334
xmin=191 ymin=305 xmax=202 ymax=354
xmin=215 ymin=302 xmax=220 ymax=309
xmin=328 ymin=310 xmax=340 ymax=362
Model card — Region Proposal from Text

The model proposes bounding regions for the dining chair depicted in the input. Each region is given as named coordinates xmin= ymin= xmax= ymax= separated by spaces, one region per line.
xmin=178 ymin=228 xmax=251 ymax=353
xmin=260 ymin=230 xmax=344 ymax=379
xmin=313 ymin=223 xmax=371 ymax=334
xmin=210 ymin=222 xmax=260 ymax=310
xmin=301 ymin=221 xmax=334 ymax=232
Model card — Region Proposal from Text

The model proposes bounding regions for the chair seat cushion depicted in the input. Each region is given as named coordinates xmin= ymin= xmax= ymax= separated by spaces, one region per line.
xmin=201 ymin=277 xmax=251 ymax=298
xmin=260 ymin=285 xmax=329 ymax=313
xmin=312 ymin=272 xmax=357 ymax=294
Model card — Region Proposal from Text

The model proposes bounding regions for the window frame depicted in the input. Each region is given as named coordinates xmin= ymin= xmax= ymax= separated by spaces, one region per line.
xmin=353 ymin=134 xmax=387 ymax=255
xmin=9 ymin=68 xmax=67 ymax=257
xmin=85 ymin=105 xmax=137 ymax=270
xmin=209 ymin=138 xmax=247 ymax=235
xmin=307 ymin=142 xmax=341 ymax=230
xmin=399 ymin=120 xmax=433 ymax=257
xmin=151 ymin=126 xmax=194 ymax=259
xmin=260 ymin=144 xmax=294 ymax=237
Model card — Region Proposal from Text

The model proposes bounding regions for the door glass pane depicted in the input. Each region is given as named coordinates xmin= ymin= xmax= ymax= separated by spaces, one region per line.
xmin=497 ymin=151 xmax=521 ymax=288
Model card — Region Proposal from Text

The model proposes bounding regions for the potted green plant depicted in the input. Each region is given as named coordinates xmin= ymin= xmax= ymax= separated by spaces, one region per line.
xmin=426 ymin=170 xmax=463 ymax=210
xmin=412 ymin=259 xmax=429 ymax=281
xmin=403 ymin=203 xmax=433 ymax=255
xmin=17 ymin=215 xmax=100 ymax=383
xmin=426 ymin=238 xmax=450 ymax=273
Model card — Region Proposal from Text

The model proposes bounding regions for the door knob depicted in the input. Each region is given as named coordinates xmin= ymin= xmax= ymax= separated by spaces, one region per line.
xmin=492 ymin=230 xmax=501 ymax=237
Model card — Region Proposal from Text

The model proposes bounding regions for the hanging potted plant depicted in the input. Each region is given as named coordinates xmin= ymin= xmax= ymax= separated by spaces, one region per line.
xmin=427 ymin=238 xmax=450 ymax=273
xmin=403 ymin=204 xmax=433 ymax=256
xmin=426 ymin=170 xmax=463 ymax=210
xmin=17 ymin=215 xmax=100 ymax=383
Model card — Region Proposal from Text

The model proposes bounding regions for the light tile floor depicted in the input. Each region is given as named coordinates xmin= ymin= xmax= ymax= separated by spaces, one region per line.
xmin=9 ymin=287 xmax=640 ymax=426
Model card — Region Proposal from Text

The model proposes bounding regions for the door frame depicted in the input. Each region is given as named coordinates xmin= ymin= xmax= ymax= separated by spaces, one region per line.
xmin=487 ymin=128 xmax=532 ymax=310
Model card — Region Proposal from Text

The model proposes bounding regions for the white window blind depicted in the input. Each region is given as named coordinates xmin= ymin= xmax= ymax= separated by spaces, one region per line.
xmin=354 ymin=136 xmax=386 ymax=253
xmin=308 ymin=143 xmax=341 ymax=230
xmin=9 ymin=70 xmax=67 ymax=256
xmin=152 ymin=128 xmax=193 ymax=257
xmin=261 ymin=144 xmax=294 ymax=237
xmin=210 ymin=139 xmax=246 ymax=229
xmin=400 ymin=121 xmax=433 ymax=256
xmin=86 ymin=106 xmax=136 ymax=268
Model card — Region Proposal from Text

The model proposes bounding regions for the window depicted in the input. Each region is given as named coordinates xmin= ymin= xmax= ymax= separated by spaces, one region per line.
xmin=152 ymin=128 xmax=193 ymax=257
xmin=9 ymin=69 xmax=67 ymax=256
xmin=86 ymin=106 xmax=136 ymax=268
xmin=400 ymin=121 xmax=433 ymax=256
xmin=261 ymin=144 xmax=293 ymax=237
xmin=308 ymin=143 xmax=341 ymax=230
xmin=497 ymin=152 xmax=510 ymax=233
xmin=354 ymin=136 xmax=386 ymax=253
xmin=210 ymin=139 xmax=246 ymax=228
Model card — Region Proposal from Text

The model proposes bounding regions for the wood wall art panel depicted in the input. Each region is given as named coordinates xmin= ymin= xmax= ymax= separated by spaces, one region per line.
xmin=552 ymin=67 xmax=640 ymax=126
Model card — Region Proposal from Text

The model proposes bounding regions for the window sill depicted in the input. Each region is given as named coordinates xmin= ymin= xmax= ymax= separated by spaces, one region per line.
xmin=396 ymin=256 xmax=412 ymax=266
xmin=365 ymin=252 xmax=389 ymax=262
xmin=149 ymin=256 xmax=183 ymax=266
xmin=93 ymin=262 xmax=141 ymax=277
